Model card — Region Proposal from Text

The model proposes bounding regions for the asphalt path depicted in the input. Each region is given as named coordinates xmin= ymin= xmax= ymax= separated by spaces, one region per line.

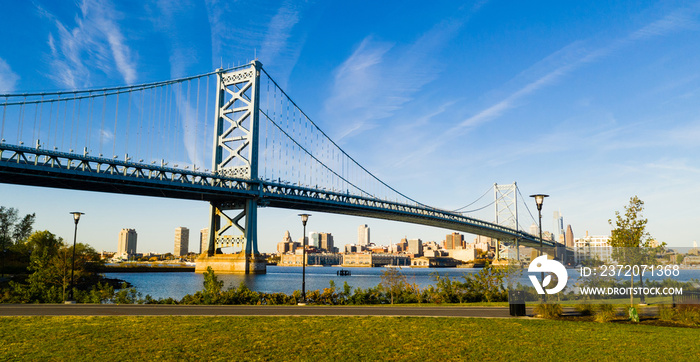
xmin=0 ymin=304 xmax=529 ymax=318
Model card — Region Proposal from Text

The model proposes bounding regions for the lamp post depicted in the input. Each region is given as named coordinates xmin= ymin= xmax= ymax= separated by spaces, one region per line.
xmin=298 ymin=213 xmax=310 ymax=304
xmin=68 ymin=212 xmax=84 ymax=303
xmin=530 ymin=194 xmax=548 ymax=302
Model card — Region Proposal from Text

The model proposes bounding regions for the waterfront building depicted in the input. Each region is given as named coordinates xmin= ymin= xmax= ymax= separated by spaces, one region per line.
xmin=574 ymin=233 xmax=612 ymax=264
xmin=444 ymin=232 xmax=464 ymax=249
xmin=474 ymin=235 xmax=494 ymax=248
xmin=449 ymin=248 xmax=477 ymax=262
xmin=279 ymin=252 xmax=342 ymax=266
xmin=174 ymin=227 xmax=189 ymax=257
xmin=358 ymin=224 xmax=370 ymax=246
xmin=407 ymin=239 xmax=422 ymax=257
xmin=342 ymin=253 xmax=411 ymax=267
xmin=200 ymin=228 xmax=209 ymax=254
xmin=118 ymin=228 xmax=137 ymax=257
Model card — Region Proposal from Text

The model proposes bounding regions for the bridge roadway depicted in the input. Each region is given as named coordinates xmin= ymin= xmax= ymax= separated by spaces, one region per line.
xmin=0 ymin=143 xmax=555 ymax=248
xmin=0 ymin=304 xmax=528 ymax=318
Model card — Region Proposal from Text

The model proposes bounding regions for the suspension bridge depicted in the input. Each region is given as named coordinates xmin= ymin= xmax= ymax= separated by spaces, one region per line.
xmin=0 ymin=60 xmax=559 ymax=273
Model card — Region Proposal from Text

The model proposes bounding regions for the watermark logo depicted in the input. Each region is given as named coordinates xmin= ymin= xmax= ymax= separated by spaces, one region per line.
xmin=528 ymin=255 xmax=568 ymax=295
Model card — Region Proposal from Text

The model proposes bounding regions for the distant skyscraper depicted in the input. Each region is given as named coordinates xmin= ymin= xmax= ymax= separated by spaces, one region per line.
xmin=200 ymin=228 xmax=209 ymax=254
xmin=444 ymin=232 xmax=464 ymax=249
xmin=566 ymin=225 xmax=574 ymax=248
xmin=319 ymin=232 xmax=334 ymax=252
xmin=358 ymin=224 xmax=370 ymax=246
xmin=408 ymin=239 xmax=422 ymax=256
xmin=118 ymin=229 xmax=137 ymax=257
xmin=310 ymin=232 xmax=320 ymax=248
xmin=529 ymin=223 xmax=539 ymax=236
xmin=553 ymin=211 xmax=564 ymax=242
xmin=174 ymin=227 xmax=189 ymax=257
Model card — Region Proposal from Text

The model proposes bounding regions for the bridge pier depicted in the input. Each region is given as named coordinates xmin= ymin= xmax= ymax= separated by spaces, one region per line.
xmin=195 ymin=253 xmax=267 ymax=274
xmin=195 ymin=61 xmax=266 ymax=275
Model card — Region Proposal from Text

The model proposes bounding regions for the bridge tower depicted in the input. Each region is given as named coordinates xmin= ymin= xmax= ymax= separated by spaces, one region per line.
xmin=195 ymin=60 xmax=267 ymax=274
xmin=494 ymin=182 xmax=519 ymax=260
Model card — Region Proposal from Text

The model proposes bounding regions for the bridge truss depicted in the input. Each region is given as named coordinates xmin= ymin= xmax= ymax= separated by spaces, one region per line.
xmin=0 ymin=61 xmax=555 ymax=272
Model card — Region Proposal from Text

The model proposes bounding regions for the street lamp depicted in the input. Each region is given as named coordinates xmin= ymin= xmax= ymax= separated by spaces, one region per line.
xmin=530 ymin=194 xmax=548 ymax=302
xmin=68 ymin=212 xmax=84 ymax=303
xmin=298 ymin=213 xmax=310 ymax=304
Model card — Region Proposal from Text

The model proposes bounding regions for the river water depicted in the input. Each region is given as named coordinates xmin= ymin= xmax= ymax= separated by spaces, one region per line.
xmin=105 ymin=266 xmax=700 ymax=301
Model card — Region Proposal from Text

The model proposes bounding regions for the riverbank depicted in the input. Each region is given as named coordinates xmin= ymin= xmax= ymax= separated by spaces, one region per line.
xmin=100 ymin=264 xmax=195 ymax=273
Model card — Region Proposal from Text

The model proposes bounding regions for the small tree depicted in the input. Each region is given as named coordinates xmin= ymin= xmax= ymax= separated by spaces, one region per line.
xmin=608 ymin=196 xmax=660 ymax=306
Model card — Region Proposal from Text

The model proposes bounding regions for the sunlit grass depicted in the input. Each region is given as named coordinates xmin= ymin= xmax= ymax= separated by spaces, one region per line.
xmin=0 ymin=316 xmax=697 ymax=361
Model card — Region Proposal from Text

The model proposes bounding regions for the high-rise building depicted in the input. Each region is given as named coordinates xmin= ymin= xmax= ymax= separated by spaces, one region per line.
xmin=319 ymin=232 xmax=334 ymax=252
xmin=118 ymin=229 xmax=137 ymax=257
xmin=553 ymin=211 xmax=564 ymax=243
xmin=200 ymin=228 xmax=209 ymax=254
xmin=444 ymin=232 xmax=464 ymax=249
xmin=407 ymin=239 xmax=422 ymax=257
xmin=565 ymin=225 xmax=574 ymax=248
xmin=174 ymin=227 xmax=189 ymax=257
xmin=310 ymin=232 xmax=320 ymax=248
xmin=358 ymin=224 xmax=370 ymax=246
xmin=529 ymin=223 xmax=539 ymax=236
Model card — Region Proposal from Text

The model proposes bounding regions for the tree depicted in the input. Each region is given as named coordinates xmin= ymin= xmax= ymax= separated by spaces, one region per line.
xmin=608 ymin=196 xmax=660 ymax=306
xmin=0 ymin=207 xmax=36 ymax=277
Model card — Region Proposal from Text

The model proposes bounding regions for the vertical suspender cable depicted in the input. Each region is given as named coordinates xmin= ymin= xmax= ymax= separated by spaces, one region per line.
xmin=37 ymin=97 xmax=44 ymax=147
xmin=32 ymin=102 xmax=39 ymax=145
xmin=74 ymin=98 xmax=81 ymax=152
xmin=186 ymin=80 xmax=191 ymax=165
xmin=99 ymin=93 xmax=106 ymax=155
xmin=204 ymin=76 xmax=209 ymax=170
xmin=1 ymin=96 xmax=8 ymax=141
xmin=160 ymin=85 xmax=168 ymax=162
xmin=113 ymin=91 xmax=120 ymax=157
xmin=61 ymin=98 xmax=68 ymax=150
xmin=194 ymin=78 xmax=200 ymax=169
xmin=136 ymin=89 xmax=144 ymax=160
xmin=86 ymin=94 xmax=93 ymax=152
xmin=17 ymin=97 xmax=26 ymax=144
xmin=46 ymin=101 xmax=53 ymax=147
xmin=125 ymin=90 xmax=132 ymax=158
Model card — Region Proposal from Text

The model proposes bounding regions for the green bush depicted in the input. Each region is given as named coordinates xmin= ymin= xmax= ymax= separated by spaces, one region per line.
xmin=533 ymin=303 xmax=563 ymax=319
xmin=594 ymin=304 xmax=617 ymax=323
xmin=574 ymin=303 xmax=594 ymax=316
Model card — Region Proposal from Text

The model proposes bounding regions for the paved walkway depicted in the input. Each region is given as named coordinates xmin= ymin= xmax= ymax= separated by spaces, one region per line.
xmin=0 ymin=304 xmax=528 ymax=318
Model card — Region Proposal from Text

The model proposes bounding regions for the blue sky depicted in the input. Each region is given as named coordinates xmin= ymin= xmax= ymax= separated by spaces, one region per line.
xmin=1 ymin=0 xmax=700 ymax=253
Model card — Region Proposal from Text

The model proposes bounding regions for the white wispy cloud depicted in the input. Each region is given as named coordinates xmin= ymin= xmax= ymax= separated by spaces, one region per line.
xmin=324 ymin=19 xmax=462 ymax=142
xmin=39 ymin=0 xmax=137 ymax=88
xmin=260 ymin=3 xmax=300 ymax=64
xmin=455 ymin=7 xmax=699 ymax=135
xmin=0 ymin=57 xmax=19 ymax=92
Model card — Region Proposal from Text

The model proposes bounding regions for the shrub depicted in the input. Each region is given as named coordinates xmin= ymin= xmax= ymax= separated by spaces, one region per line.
xmin=594 ymin=304 xmax=616 ymax=323
xmin=533 ymin=303 xmax=563 ymax=319
xmin=574 ymin=303 xmax=594 ymax=316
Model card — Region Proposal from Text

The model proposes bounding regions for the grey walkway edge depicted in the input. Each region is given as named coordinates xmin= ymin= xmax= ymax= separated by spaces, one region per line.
xmin=0 ymin=304 xmax=525 ymax=318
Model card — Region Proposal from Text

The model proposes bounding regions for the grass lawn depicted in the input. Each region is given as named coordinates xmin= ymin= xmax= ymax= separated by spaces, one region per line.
xmin=1 ymin=316 xmax=698 ymax=361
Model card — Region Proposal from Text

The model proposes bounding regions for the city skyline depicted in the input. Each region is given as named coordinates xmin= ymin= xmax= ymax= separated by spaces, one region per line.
xmin=2 ymin=1 xmax=700 ymax=252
